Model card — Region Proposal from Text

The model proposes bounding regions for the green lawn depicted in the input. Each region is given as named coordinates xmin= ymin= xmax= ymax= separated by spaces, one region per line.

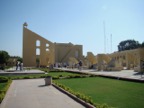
xmin=56 ymin=77 xmax=144 ymax=108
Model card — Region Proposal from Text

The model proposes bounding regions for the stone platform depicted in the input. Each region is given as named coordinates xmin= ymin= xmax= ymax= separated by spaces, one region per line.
xmin=56 ymin=68 xmax=144 ymax=82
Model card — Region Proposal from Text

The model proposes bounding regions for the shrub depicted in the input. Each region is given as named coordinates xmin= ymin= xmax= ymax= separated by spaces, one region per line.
xmin=0 ymin=92 xmax=5 ymax=102
xmin=58 ymin=75 xmax=63 ymax=77
xmin=0 ymin=80 xmax=12 ymax=103
xmin=23 ymin=76 xmax=31 ymax=79
xmin=0 ymin=76 xmax=9 ymax=83
xmin=52 ymin=76 xmax=60 ymax=79
xmin=54 ymin=81 xmax=94 ymax=106
xmin=53 ymin=81 xmax=111 ymax=108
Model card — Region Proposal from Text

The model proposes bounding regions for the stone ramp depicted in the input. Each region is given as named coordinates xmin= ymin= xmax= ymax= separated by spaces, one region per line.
xmin=0 ymin=79 xmax=85 ymax=108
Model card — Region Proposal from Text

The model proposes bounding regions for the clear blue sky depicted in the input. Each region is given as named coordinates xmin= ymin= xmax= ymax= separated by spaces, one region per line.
xmin=0 ymin=0 xmax=144 ymax=57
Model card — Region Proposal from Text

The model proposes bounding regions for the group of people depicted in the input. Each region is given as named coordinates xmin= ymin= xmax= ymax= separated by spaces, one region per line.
xmin=48 ymin=60 xmax=83 ymax=71
xmin=16 ymin=61 xmax=23 ymax=71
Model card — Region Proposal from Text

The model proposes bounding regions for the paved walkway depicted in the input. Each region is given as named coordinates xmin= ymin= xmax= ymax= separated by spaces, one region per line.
xmin=0 ymin=79 xmax=85 ymax=108
xmin=0 ymin=68 xmax=45 ymax=75
xmin=58 ymin=68 xmax=144 ymax=81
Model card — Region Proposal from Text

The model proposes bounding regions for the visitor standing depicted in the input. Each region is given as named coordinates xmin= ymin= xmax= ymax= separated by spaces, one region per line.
xmin=78 ymin=60 xmax=82 ymax=71
xmin=19 ymin=62 xmax=21 ymax=71
xmin=16 ymin=61 xmax=19 ymax=70
xmin=20 ymin=62 xmax=23 ymax=71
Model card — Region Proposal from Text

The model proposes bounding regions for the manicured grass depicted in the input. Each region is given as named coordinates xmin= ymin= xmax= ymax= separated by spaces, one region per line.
xmin=0 ymin=79 xmax=12 ymax=103
xmin=56 ymin=77 xmax=144 ymax=108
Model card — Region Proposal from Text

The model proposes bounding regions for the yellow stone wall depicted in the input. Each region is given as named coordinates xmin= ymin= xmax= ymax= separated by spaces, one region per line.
xmin=54 ymin=43 xmax=83 ymax=63
xmin=22 ymin=23 xmax=144 ymax=69
xmin=86 ymin=52 xmax=97 ymax=65
xmin=95 ymin=48 xmax=144 ymax=70
xmin=23 ymin=25 xmax=83 ymax=67
xmin=96 ymin=54 xmax=111 ymax=70
xmin=109 ymin=48 xmax=143 ymax=69
xmin=23 ymin=27 xmax=55 ymax=67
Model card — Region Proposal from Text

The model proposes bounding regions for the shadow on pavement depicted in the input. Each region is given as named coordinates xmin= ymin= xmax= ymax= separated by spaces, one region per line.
xmin=38 ymin=85 xmax=47 ymax=87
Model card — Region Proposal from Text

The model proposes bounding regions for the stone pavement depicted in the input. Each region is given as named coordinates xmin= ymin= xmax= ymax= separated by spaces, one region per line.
xmin=0 ymin=79 xmax=85 ymax=108
xmin=0 ymin=68 xmax=45 ymax=76
xmin=57 ymin=68 xmax=144 ymax=81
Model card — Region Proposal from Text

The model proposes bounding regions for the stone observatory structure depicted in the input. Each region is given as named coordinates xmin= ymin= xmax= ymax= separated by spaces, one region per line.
xmin=23 ymin=23 xmax=83 ymax=67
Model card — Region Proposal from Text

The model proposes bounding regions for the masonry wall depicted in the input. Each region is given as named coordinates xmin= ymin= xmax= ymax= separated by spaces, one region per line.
xmin=23 ymin=27 xmax=55 ymax=67
xmin=109 ymin=48 xmax=144 ymax=69
xmin=23 ymin=26 xmax=83 ymax=67
xmin=54 ymin=43 xmax=83 ymax=63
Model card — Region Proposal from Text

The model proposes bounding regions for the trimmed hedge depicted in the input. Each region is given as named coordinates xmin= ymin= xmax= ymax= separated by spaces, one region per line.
xmin=53 ymin=81 xmax=111 ymax=108
xmin=0 ymin=76 xmax=9 ymax=83
xmin=0 ymin=76 xmax=12 ymax=103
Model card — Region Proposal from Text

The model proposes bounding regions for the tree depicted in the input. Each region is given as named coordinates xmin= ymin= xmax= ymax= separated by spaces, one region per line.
xmin=141 ymin=42 xmax=144 ymax=48
xmin=0 ymin=51 xmax=10 ymax=64
xmin=0 ymin=51 xmax=10 ymax=70
xmin=118 ymin=39 xmax=141 ymax=51
xmin=17 ymin=57 xmax=23 ymax=62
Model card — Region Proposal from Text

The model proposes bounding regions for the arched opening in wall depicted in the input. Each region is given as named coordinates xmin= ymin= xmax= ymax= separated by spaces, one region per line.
xmin=36 ymin=40 xmax=40 ymax=47
xmin=123 ymin=56 xmax=125 ymax=60
xmin=75 ymin=50 xmax=79 ymax=58
xmin=36 ymin=58 xmax=40 ymax=67
xmin=46 ymin=48 xmax=49 ymax=52
xmin=46 ymin=58 xmax=49 ymax=64
xmin=36 ymin=48 xmax=40 ymax=55
xmin=46 ymin=43 xmax=49 ymax=47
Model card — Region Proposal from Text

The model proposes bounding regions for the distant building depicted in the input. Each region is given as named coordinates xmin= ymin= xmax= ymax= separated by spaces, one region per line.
xmin=86 ymin=48 xmax=144 ymax=71
xmin=7 ymin=56 xmax=18 ymax=66
xmin=108 ymin=48 xmax=144 ymax=71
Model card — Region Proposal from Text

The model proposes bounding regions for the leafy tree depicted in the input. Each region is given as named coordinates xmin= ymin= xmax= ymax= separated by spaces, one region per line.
xmin=118 ymin=39 xmax=141 ymax=51
xmin=17 ymin=57 xmax=23 ymax=62
xmin=0 ymin=51 xmax=10 ymax=64
xmin=0 ymin=51 xmax=10 ymax=70
xmin=141 ymin=42 xmax=144 ymax=47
